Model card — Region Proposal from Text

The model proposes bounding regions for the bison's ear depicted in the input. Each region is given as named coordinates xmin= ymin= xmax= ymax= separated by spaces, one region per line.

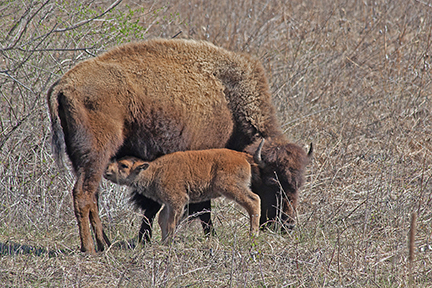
xmin=137 ymin=163 xmax=150 ymax=171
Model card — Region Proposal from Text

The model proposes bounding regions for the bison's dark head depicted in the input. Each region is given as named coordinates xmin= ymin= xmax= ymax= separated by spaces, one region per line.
xmin=245 ymin=137 xmax=312 ymax=232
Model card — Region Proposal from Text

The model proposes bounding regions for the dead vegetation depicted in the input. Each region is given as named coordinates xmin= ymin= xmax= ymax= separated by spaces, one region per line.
xmin=1 ymin=0 xmax=431 ymax=286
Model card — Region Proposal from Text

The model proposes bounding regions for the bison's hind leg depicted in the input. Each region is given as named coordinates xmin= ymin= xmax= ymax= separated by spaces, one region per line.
xmin=71 ymin=151 xmax=118 ymax=253
xmin=73 ymin=172 xmax=108 ymax=253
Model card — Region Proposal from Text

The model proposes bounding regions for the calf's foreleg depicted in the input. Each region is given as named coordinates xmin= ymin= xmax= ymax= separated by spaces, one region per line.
xmin=220 ymin=186 xmax=261 ymax=236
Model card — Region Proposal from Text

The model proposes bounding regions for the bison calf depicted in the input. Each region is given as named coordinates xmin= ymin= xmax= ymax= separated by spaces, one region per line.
xmin=104 ymin=147 xmax=263 ymax=242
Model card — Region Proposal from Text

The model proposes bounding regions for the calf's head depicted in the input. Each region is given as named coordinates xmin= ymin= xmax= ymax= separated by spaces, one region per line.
xmin=245 ymin=137 xmax=312 ymax=231
xmin=104 ymin=156 xmax=149 ymax=185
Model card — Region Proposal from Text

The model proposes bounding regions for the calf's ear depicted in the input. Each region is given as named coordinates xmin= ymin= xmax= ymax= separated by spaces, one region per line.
xmin=137 ymin=163 xmax=150 ymax=171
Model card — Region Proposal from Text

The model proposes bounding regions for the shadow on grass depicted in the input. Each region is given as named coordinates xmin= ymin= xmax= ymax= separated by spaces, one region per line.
xmin=0 ymin=241 xmax=74 ymax=257
xmin=0 ymin=238 xmax=140 ymax=257
xmin=109 ymin=238 xmax=139 ymax=250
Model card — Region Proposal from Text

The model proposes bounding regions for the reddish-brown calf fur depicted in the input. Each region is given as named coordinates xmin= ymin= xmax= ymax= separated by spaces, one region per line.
xmin=104 ymin=149 xmax=261 ymax=241
xmin=47 ymin=38 xmax=310 ymax=254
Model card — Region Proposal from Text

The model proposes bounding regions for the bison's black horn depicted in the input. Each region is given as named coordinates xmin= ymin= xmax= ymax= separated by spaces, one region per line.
xmin=254 ymin=139 xmax=265 ymax=168
xmin=308 ymin=143 xmax=313 ymax=158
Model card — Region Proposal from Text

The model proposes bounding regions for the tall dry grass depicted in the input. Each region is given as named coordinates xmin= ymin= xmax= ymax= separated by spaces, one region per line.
xmin=1 ymin=0 xmax=431 ymax=286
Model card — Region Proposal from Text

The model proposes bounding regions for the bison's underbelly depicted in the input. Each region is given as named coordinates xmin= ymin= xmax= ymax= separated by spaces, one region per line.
xmin=116 ymin=105 xmax=233 ymax=161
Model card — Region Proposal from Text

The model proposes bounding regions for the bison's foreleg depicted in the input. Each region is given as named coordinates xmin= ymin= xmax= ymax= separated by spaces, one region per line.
xmin=188 ymin=201 xmax=215 ymax=237
xmin=138 ymin=198 xmax=162 ymax=243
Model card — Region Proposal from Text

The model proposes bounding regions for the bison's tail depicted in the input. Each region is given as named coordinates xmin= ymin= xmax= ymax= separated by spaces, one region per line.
xmin=47 ymin=79 xmax=66 ymax=169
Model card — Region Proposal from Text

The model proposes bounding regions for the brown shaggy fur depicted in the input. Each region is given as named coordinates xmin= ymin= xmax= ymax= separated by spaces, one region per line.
xmin=245 ymin=138 xmax=312 ymax=229
xmin=47 ymin=38 xmax=309 ymax=253
xmin=104 ymin=149 xmax=261 ymax=241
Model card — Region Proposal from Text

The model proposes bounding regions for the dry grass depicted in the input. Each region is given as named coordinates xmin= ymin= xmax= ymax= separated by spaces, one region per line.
xmin=1 ymin=0 xmax=431 ymax=286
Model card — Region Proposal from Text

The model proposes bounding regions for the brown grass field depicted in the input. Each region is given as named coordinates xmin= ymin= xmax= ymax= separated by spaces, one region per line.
xmin=1 ymin=0 xmax=431 ymax=286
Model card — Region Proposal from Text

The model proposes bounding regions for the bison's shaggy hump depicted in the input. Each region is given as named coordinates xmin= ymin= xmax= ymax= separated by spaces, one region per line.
xmin=98 ymin=39 xmax=283 ymax=147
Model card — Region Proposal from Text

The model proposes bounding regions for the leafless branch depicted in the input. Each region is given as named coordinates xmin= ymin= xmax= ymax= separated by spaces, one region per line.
xmin=415 ymin=0 xmax=432 ymax=8
xmin=0 ymin=107 xmax=37 ymax=150
xmin=2 ymin=0 xmax=51 ymax=51
xmin=15 ymin=47 xmax=96 ymax=52
xmin=52 ymin=0 xmax=123 ymax=33
xmin=0 ymin=0 xmax=123 ymax=52
xmin=0 ymin=71 xmax=35 ymax=95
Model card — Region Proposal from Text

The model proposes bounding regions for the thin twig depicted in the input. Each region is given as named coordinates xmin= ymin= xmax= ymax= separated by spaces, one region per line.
xmin=51 ymin=0 xmax=123 ymax=33
xmin=1 ymin=0 xmax=51 ymax=51
xmin=409 ymin=212 xmax=417 ymax=287
xmin=0 ymin=71 xmax=35 ymax=94
xmin=14 ymin=47 xmax=96 ymax=52
xmin=0 ymin=107 xmax=37 ymax=151
xmin=415 ymin=0 xmax=432 ymax=8
xmin=1 ymin=0 xmax=123 ymax=52
xmin=282 ymin=106 xmax=337 ymax=128
xmin=171 ymin=31 xmax=182 ymax=38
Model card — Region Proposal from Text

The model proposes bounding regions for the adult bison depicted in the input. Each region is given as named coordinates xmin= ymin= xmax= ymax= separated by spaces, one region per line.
xmin=47 ymin=38 xmax=311 ymax=254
